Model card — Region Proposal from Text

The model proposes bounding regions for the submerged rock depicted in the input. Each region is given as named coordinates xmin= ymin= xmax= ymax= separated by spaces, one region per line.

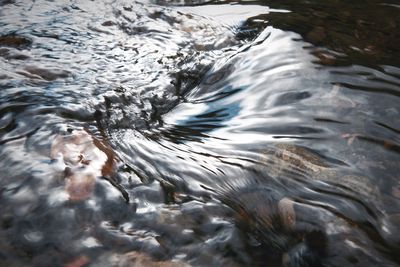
xmin=50 ymin=129 xmax=115 ymax=201
xmin=223 ymin=186 xmax=327 ymax=267
xmin=20 ymin=66 xmax=70 ymax=81
xmin=118 ymin=251 xmax=189 ymax=267
xmin=278 ymin=197 xmax=296 ymax=231
xmin=261 ymin=143 xmax=381 ymax=202
xmin=0 ymin=34 xmax=32 ymax=49
xmin=263 ymin=143 xmax=337 ymax=182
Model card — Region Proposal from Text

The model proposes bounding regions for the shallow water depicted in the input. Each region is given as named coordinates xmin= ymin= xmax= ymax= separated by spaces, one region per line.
xmin=0 ymin=0 xmax=399 ymax=266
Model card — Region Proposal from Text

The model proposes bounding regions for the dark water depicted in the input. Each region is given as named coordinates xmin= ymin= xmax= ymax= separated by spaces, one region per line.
xmin=0 ymin=0 xmax=399 ymax=266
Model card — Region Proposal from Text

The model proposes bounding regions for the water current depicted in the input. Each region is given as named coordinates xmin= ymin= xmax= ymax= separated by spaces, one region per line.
xmin=0 ymin=0 xmax=400 ymax=266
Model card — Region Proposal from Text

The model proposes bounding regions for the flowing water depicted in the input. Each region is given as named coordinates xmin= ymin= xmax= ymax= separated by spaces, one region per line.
xmin=0 ymin=0 xmax=400 ymax=266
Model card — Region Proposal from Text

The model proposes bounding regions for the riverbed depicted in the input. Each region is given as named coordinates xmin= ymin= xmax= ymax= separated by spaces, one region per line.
xmin=0 ymin=0 xmax=399 ymax=266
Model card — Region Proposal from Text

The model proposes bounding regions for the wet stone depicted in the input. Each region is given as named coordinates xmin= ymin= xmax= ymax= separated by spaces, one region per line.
xmin=65 ymin=255 xmax=90 ymax=267
xmin=224 ymin=186 xmax=307 ymax=255
xmin=391 ymin=180 xmax=400 ymax=199
xmin=306 ymin=26 xmax=327 ymax=44
xmin=0 ymin=47 xmax=30 ymax=60
xmin=264 ymin=143 xmax=337 ymax=182
xmin=274 ymin=143 xmax=329 ymax=167
xmin=278 ymin=197 xmax=296 ymax=231
xmin=339 ymin=175 xmax=381 ymax=201
xmin=102 ymin=20 xmax=115 ymax=26
xmin=0 ymin=35 xmax=32 ymax=49
xmin=50 ymin=129 xmax=116 ymax=202
xmin=21 ymin=66 xmax=71 ymax=81
xmin=118 ymin=251 xmax=190 ymax=267
xmin=261 ymin=143 xmax=382 ymax=206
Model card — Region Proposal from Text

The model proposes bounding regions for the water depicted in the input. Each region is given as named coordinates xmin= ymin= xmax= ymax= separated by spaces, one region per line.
xmin=0 ymin=0 xmax=399 ymax=266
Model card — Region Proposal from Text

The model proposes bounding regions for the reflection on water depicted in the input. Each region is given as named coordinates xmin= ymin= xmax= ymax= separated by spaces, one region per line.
xmin=0 ymin=0 xmax=400 ymax=266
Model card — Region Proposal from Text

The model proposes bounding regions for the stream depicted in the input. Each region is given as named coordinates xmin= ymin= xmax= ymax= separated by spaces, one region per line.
xmin=0 ymin=0 xmax=400 ymax=266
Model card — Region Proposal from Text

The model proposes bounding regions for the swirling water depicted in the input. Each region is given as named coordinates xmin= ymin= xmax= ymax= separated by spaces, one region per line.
xmin=0 ymin=0 xmax=399 ymax=266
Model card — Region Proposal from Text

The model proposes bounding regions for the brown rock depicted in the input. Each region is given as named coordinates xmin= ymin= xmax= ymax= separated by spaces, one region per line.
xmin=65 ymin=174 xmax=96 ymax=202
xmin=0 ymin=35 xmax=32 ymax=48
xmin=278 ymin=197 xmax=296 ymax=230
xmin=65 ymin=255 xmax=90 ymax=267
xmin=391 ymin=181 xmax=400 ymax=199
xmin=339 ymin=175 xmax=380 ymax=201
xmin=118 ymin=251 xmax=189 ymax=267
xmin=50 ymin=130 xmax=115 ymax=201
xmin=269 ymin=143 xmax=336 ymax=181
xmin=22 ymin=66 xmax=70 ymax=81
xmin=306 ymin=26 xmax=326 ymax=44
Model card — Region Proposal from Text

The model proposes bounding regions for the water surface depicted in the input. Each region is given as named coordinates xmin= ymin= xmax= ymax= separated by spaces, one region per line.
xmin=0 ymin=0 xmax=399 ymax=266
